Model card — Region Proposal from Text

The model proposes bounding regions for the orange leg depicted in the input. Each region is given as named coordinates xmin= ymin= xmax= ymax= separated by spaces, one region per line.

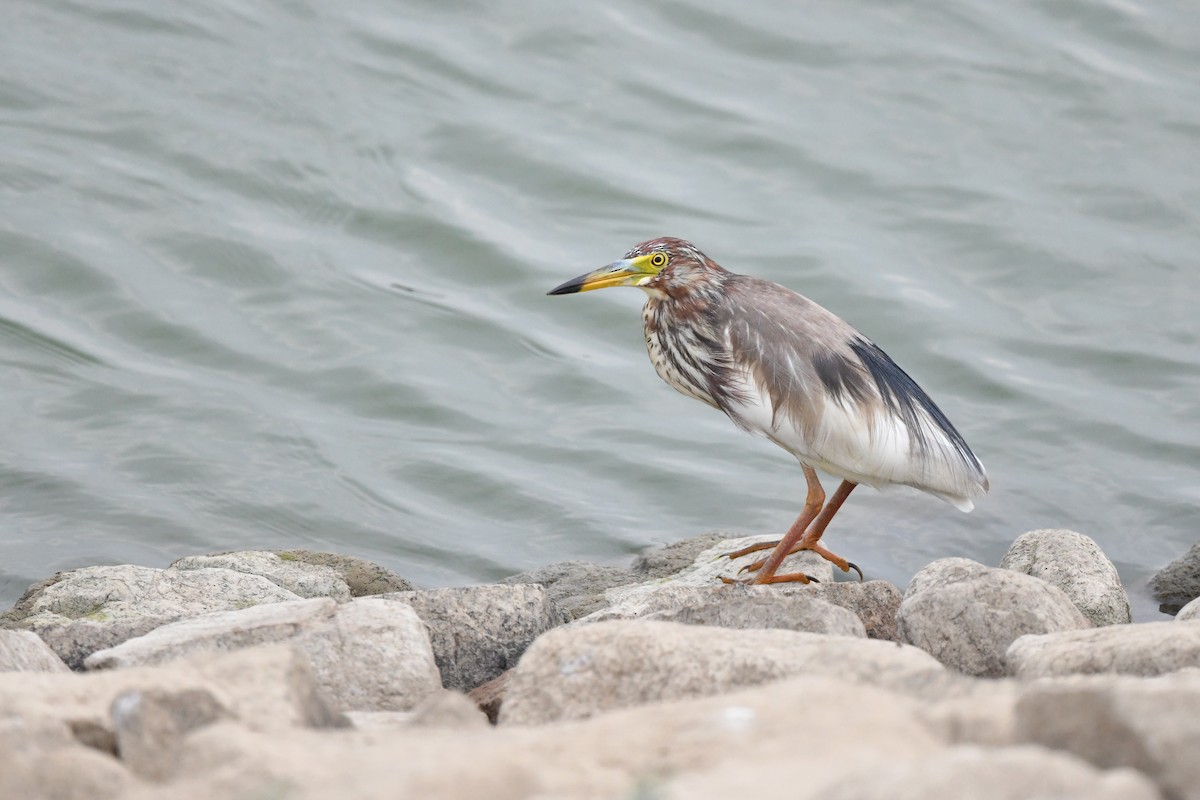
xmin=739 ymin=479 xmax=863 ymax=582
xmin=734 ymin=466 xmax=826 ymax=585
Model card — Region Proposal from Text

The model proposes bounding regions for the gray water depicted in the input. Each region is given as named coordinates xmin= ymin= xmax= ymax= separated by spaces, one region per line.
xmin=2 ymin=0 xmax=1198 ymax=620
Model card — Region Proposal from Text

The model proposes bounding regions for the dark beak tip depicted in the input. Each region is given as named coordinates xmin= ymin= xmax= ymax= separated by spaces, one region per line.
xmin=547 ymin=280 xmax=583 ymax=296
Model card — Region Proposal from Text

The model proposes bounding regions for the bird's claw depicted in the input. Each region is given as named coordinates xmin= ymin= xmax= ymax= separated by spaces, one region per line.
xmin=846 ymin=561 xmax=864 ymax=582
xmin=720 ymin=573 xmax=819 ymax=585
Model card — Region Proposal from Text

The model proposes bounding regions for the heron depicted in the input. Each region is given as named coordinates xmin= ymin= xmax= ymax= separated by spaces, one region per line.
xmin=548 ymin=237 xmax=988 ymax=584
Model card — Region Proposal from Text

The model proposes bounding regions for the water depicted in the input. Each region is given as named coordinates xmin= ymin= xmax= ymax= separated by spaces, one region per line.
xmin=2 ymin=0 xmax=1198 ymax=620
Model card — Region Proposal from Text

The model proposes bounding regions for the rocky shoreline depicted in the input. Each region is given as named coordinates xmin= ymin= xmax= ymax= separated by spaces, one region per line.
xmin=1 ymin=530 xmax=1198 ymax=799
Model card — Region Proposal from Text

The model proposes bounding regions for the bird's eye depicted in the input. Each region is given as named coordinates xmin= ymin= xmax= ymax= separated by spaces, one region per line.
xmin=649 ymin=253 xmax=667 ymax=268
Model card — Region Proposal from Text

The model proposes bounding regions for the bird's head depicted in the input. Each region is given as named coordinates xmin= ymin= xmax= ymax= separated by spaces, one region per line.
xmin=547 ymin=237 xmax=727 ymax=299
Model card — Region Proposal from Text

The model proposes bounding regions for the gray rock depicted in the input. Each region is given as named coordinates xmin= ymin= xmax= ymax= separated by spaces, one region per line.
xmin=498 ymin=619 xmax=949 ymax=725
xmin=807 ymin=580 xmax=904 ymax=641
xmin=85 ymin=598 xmax=442 ymax=712
xmin=407 ymin=690 xmax=489 ymax=729
xmin=169 ymin=550 xmax=414 ymax=600
xmin=269 ymin=550 xmax=414 ymax=596
xmin=1001 ymin=529 xmax=1131 ymax=626
xmin=1 ymin=564 xmax=301 ymax=631
xmin=342 ymin=692 xmax=486 ymax=731
xmin=1178 ymin=597 xmax=1200 ymax=622
xmin=0 ymin=716 xmax=131 ymax=800
xmin=382 ymin=584 xmax=563 ymax=691
xmin=136 ymin=675 xmax=943 ymax=800
xmin=1152 ymin=542 xmax=1200 ymax=614
xmin=0 ymin=644 xmax=345 ymax=739
xmin=172 ymin=552 xmax=353 ymax=601
xmin=467 ymin=669 xmax=510 ymax=725
xmin=631 ymin=532 xmax=731 ymax=577
xmin=917 ymin=680 xmax=1020 ymax=747
xmin=0 ymin=629 xmax=69 ymax=672
xmin=905 ymin=557 xmax=992 ymax=597
xmin=898 ymin=559 xmax=1091 ymax=677
xmin=84 ymin=598 xmax=341 ymax=670
xmin=582 ymin=583 xmax=865 ymax=637
xmin=34 ymin=618 xmax=170 ymax=671
xmin=111 ymin=688 xmax=230 ymax=780
xmin=1006 ymin=620 xmax=1200 ymax=678
xmin=503 ymin=560 xmax=636 ymax=620
xmin=1015 ymin=670 xmax=1200 ymax=800
xmin=821 ymin=745 xmax=1160 ymax=800
xmin=647 ymin=591 xmax=866 ymax=638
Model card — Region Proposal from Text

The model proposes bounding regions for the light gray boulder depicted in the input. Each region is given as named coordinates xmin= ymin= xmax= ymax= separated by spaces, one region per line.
xmin=1178 ymin=597 xmax=1200 ymax=622
xmin=0 ymin=716 xmax=131 ymax=800
xmin=0 ymin=629 xmax=68 ymax=672
xmin=820 ymin=745 xmax=1159 ymax=800
xmin=631 ymin=532 xmax=733 ymax=577
xmin=4 ymin=565 xmax=303 ymax=626
xmin=1152 ymin=542 xmax=1200 ymax=614
xmin=1015 ymin=670 xmax=1200 ymax=800
xmin=111 ymin=688 xmax=231 ymax=781
xmin=503 ymin=561 xmax=636 ymax=620
xmin=806 ymin=580 xmax=903 ymax=641
xmin=28 ymin=618 xmax=168 ymax=671
xmin=1006 ymin=620 xmax=1200 ymax=678
xmin=646 ymin=591 xmax=866 ymax=637
xmin=1000 ymin=529 xmax=1131 ymax=626
xmin=498 ymin=619 xmax=950 ymax=725
xmin=344 ymin=691 xmax=488 ymax=731
xmin=581 ymin=583 xmax=865 ymax=638
xmin=139 ymin=675 xmax=945 ymax=800
xmin=171 ymin=550 xmax=413 ymax=601
xmin=0 ymin=644 xmax=345 ymax=742
xmin=382 ymin=584 xmax=563 ymax=691
xmin=898 ymin=558 xmax=1091 ymax=677
xmin=85 ymin=597 xmax=442 ymax=712
xmin=171 ymin=552 xmax=354 ymax=601
xmin=917 ymin=679 xmax=1021 ymax=747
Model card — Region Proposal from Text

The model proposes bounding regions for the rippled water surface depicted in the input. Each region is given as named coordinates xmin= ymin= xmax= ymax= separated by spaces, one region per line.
xmin=3 ymin=0 xmax=1198 ymax=619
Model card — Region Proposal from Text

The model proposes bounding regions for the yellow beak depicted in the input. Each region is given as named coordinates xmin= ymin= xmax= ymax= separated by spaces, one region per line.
xmin=547 ymin=256 xmax=659 ymax=295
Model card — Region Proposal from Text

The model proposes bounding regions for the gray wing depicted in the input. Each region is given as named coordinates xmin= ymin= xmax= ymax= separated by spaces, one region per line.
xmin=716 ymin=275 xmax=988 ymax=506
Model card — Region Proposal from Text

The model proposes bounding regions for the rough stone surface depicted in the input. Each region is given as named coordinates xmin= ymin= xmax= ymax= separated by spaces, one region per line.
xmin=0 ymin=644 xmax=345 ymax=739
xmin=84 ymin=598 xmax=340 ymax=670
xmin=646 ymin=592 xmax=866 ymax=637
xmin=0 ymin=564 xmax=303 ymax=660
xmin=631 ymin=532 xmax=731 ymax=577
xmin=111 ymin=688 xmax=231 ymax=780
xmin=383 ymin=584 xmax=563 ymax=691
xmin=120 ymin=676 xmax=942 ymax=800
xmin=85 ymin=598 xmax=442 ymax=712
xmin=1152 ymin=542 xmax=1200 ymax=613
xmin=35 ymin=618 xmax=172 ymax=671
xmin=0 ymin=717 xmax=131 ymax=800
xmin=817 ymin=745 xmax=1160 ymax=800
xmin=1015 ymin=670 xmax=1200 ymax=800
xmin=270 ymin=550 xmax=414 ymax=596
xmin=499 ymin=619 xmax=950 ymax=725
xmin=917 ymin=680 xmax=1020 ymax=747
xmin=1001 ymin=529 xmax=1131 ymax=626
xmin=343 ymin=691 xmax=488 ymax=731
xmin=172 ymin=552 xmax=354 ymax=601
xmin=1006 ymin=620 xmax=1200 ymax=678
xmin=582 ymin=583 xmax=865 ymax=637
xmin=0 ymin=629 xmax=69 ymax=672
xmin=804 ymin=580 xmax=904 ymax=641
xmin=898 ymin=558 xmax=1091 ymax=677
xmin=502 ymin=561 xmax=636 ymax=620
xmin=1178 ymin=597 xmax=1200 ymax=623
xmin=467 ymin=669 xmax=510 ymax=725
